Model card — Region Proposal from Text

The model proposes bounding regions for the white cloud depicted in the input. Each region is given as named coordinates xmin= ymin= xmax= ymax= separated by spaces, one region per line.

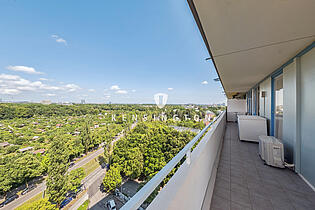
xmin=65 ymin=84 xmax=81 ymax=92
xmin=6 ymin=65 xmax=42 ymax=74
xmin=51 ymin=35 xmax=67 ymax=45
xmin=88 ymin=89 xmax=95 ymax=92
xmin=0 ymin=74 xmax=21 ymax=80
xmin=56 ymin=38 xmax=67 ymax=45
xmin=0 ymin=73 xmax=82 ymax=97
xmin=168 ymin=88 xmax=173 ymax=91
xmin=131 ymin=89 xmax=136 ymax=92
xmin=116 ymin=90 xmax=127 ymax=94
xmin=110 ymin=85 xmax=120 ymax=90
xmin=17 ymin=86 xmax=36 ymax=91
xmin=201 ymin=81 xmax=208 ymax=85
xmin=105 ymin=95 xmax=111 ymax=98
xmin=39 ymin=78 xmax=49 ymax=81
xmin=40 ymin=85 xmax=61 ymax=90
xmin=0 ymin=88 xmax=20 ymax=95
xmin=46 ymin=93 xmax=56 ymax=96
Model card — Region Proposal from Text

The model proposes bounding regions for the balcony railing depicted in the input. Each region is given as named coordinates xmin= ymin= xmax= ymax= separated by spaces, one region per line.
xmin=121 ymin=110 xmax=226 ymax=210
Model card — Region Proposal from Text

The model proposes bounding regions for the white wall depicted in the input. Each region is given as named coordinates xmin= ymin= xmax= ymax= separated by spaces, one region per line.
xmin=227 ymin=99 xmax=247 ymax=122
xmin=227 ymin=99 xmax=247 ymax=112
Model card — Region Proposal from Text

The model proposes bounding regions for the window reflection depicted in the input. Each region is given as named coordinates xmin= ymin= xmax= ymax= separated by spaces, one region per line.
xmin=274 ymin=75 xmax=283 ymax=140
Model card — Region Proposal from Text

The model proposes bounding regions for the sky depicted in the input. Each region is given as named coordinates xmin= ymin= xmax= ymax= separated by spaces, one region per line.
xmin=0 ymin=0 xmax=226 ymax=104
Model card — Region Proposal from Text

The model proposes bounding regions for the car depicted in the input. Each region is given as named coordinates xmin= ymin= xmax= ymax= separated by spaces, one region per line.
xmin=0 ymin=202 xmax=5 ymax=208
xmin=69 ymin=162 xmax=75 ymax=168
xmin=60 ymin=197 xmax=72 ymax=208
xmin=65 ymin=191 xmax=76 ymax=199
xmin=21 ymin=188 xmax=28 ymax=195
xmin=21 ymin=185 xmax=36 ymax=195
xmin=2 ymin=194 xmax=18 ymax=205
xmin=106 ymin=199 xmax=116 ymax=210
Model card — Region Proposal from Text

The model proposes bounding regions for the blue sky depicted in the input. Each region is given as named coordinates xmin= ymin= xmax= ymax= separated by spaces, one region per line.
xmin=0 ymin=0 xmax=225 ymax=104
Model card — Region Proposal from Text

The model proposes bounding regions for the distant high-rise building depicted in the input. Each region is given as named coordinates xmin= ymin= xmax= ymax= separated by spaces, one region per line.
xmin=81 ymin=99 xmax=86 ymax=104
xmin=41 ymin=100 xmax=51 ymax=105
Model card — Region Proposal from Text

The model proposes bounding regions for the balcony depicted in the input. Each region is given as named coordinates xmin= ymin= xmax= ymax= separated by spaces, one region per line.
xmin=211 ymin=123 xmax=315 ymax=210
xmin=122 ymin=112 xmax=315 ymax=210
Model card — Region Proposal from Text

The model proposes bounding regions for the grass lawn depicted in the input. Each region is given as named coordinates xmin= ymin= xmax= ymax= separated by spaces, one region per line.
xmin=81 ymin=154 xmax=104 ymax=178
xmin=15 ymin=192 xmax=43 ymax=210
xmin=77 ymin=199 xmax=89 ymax=210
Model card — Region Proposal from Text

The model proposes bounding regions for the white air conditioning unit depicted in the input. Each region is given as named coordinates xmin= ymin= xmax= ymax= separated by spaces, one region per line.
xmin=258 ymin=136 xmax=266 ymax=160
xmin=258 ymin=135 xmax=284 ymax=168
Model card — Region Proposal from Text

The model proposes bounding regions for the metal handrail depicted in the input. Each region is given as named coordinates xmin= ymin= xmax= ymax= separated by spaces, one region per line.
xmin=121 ymin=111 xmax=225 ymax=210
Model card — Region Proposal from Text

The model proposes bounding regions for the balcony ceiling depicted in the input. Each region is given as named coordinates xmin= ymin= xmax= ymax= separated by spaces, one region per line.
xmin=188 ymin=0 xmax=315 ymax=98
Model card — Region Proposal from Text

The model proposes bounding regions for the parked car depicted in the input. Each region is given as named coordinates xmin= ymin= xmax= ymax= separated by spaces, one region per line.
xmin=60 ymin=197 xmax=72 ymax=208
xmin=106 ymin=199 xmax=116 ymax=210
xmin=65 ymin=191 xmax=76 ymax=199
xmin=1 ymin=194 xmax=19 ymax=206
xmin=21 ymin=185 xmax=36 ymax=195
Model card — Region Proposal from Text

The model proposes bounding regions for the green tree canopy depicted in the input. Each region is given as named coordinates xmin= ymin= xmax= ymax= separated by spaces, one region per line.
xmin=16 ymin=198 xmax=57 ymax=210
xmin=102 ymin=167 xmax=122 ymax=192
xmin=67 ymin=168 xmax=85 ymax=192
xmin=46 ymin=136 xmax=68 ymax=206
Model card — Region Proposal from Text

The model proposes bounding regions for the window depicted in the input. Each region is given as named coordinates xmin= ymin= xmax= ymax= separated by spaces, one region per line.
xmin=274 ymin=74 xmax=283 ymax=139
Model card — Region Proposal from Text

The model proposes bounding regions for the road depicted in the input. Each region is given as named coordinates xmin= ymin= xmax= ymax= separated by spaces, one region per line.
xmin=2 ymin=182 xmax=46 ymax=210
xmin=2 ymin=147 xmax=104 ymax=210
xmin=3 ymin=122 xmax=138 ymax=210
xmin=70 ymin=147 xmax=104 ymax=171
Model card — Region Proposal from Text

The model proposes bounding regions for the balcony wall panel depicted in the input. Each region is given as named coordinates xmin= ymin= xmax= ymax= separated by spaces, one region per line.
xmin=147 ymin=112 xmax=226 ymax=210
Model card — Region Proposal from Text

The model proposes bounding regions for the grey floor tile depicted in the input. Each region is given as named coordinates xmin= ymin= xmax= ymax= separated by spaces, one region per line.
xmin=230 ymin=190 xmax=251 ymax=209
xmin=211 ymin=195 xmax=231 ymax=210
xmin=270 ymin=196 xmax=295 ymax=210
xmin=231 ymin=201 xmax=251 ymax=210
xmin=250 ymin=193 xmax=273 ymax=210
xmin=213 ymin=184 xmax=231 ymax=200
xmin=231 ymin=182 xmax=249 ymax=195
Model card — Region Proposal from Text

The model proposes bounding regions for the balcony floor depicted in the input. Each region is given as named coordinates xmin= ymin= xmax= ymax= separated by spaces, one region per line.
xmin=210 ymin=123 xmax=315 ymax=210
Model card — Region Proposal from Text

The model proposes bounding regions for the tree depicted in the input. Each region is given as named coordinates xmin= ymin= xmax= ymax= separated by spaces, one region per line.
xmin=46 ymin=136 xmax=68 ymax=206
xmin=0 ymin=165 xmax=12 ymax=194
xmin=122 ymin=147 xmax=143 ymax=179
xmin=67 ymin=168 xmax=85 ymax=192
xmin=102 ymin=167 xmax=122 ymax=192
xmin=10 ymin=154 xmax=43 ymax=185
xmin=16 ymin=198 xmax=57 ymax=210
xmin=81 ymin=120 xmax=93 ymax=153
xmin=41 ymin=155 xmax=50 ymax=174
xmin=103 ymin=144 xmax=111 ymax=165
